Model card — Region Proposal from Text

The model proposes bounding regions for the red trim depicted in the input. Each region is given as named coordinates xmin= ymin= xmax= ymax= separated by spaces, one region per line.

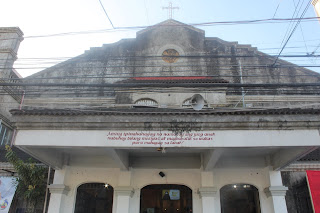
xmin=132 ymin=76 xmax=212 ymax=80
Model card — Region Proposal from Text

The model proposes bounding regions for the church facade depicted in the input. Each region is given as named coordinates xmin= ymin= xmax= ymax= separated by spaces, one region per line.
xmin=7 ymin=20 xmax=320 ymax=213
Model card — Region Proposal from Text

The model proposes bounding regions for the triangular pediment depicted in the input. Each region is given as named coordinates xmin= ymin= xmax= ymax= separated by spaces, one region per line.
xmin=137 ymin=19 xmax=205 ymax=36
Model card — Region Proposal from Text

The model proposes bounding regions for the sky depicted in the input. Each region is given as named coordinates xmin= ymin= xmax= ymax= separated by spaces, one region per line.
xmin=1 ymin=0 xmax=320 ymax=77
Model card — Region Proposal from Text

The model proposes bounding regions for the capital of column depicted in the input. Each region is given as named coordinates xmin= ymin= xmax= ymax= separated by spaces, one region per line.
xmin=48 ymin=184 xmax=70 ymax=195
xmin=264 ymin=186 xmax=288 ymax=198
xmin=114 ymin=186 xmax=134 ymax=197
xmin=198 ymin=187 xmax=218 ymax=198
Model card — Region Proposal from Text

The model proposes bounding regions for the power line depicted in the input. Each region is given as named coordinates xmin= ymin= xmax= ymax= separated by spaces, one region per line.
xmin=273 ymin=0 xmax=313 ymax=65
xmin=279 ymin=0 xmax=303 ymax=50
xmin=143 ymin=0 xmax=150 ymax=25
xmin=311 ymin=42 xmax=320 ymax=55
xmin=2 ymin=86 xmax=320 ymax=94
xmin=1 ymin=82 xmax=320 ymax=88
xmin=2 ymin=73 xmax=320 ymax=81
xmin=98 ymin=0 xmax=115 ymax=29
xmin=3 ymin=64 xmax=320 ymax=73
xmin=0 ymin=17 xmax=319 ymax=41
xmin=272 ymin=0 xmax=284 ymax=18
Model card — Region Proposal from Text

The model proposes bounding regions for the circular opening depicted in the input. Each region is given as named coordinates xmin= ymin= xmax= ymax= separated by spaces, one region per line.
xmin=162 ymin=49 xmax=179 ymax=63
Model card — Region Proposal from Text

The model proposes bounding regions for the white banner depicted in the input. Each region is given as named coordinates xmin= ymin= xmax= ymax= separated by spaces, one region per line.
xmin=0 ymin=177 xmax=17 ymax=213
xmin=15 ymin=129 xmax=320 ymax=148
xmin=106 ymin=131 xmax=215 ymax=146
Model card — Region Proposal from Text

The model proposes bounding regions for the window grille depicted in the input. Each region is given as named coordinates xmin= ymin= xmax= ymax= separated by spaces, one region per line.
xmin=134 ymin=99 xmax=158 ymax=107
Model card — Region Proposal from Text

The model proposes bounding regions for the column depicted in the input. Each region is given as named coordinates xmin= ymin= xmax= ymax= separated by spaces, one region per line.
xmin=199 ymin=172 xmax=217 ymax=213
xmin=47 ymin=168 xmax=69 ymax=213
xmin=264 ymin=167 xmax=288 ymax=213
xmin=198 ymin=187 xmax=217 ymax=213
xmin=114 ymin=186 xmax=134 ymax=213
xmin=113 ymin=171 xmax=134 ymax=213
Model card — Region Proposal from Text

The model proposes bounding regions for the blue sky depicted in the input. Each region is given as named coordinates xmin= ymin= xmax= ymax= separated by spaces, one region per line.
xmin=1 ymin=0 xmax=320 ymax=77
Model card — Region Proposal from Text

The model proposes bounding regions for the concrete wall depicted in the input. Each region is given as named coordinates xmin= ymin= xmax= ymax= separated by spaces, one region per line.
xmin=0 ymin=27 xmax=23 ymax=124
xmin=0 ymin=27 xmax=23 ymax=78
xmin=281 ymin=171 xmax=313 ymax=213
xmin=23 ymin=20 xmax=320 ymax=103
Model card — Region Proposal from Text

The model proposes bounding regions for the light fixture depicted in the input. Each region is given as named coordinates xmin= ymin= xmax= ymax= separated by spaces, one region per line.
xmin=233 ymin=185 xmax=237 ymax=188
xmin=159 ymin=171 xmax=165 ymax=177
xmin=104 ymin=183 xmax=109 ymax=188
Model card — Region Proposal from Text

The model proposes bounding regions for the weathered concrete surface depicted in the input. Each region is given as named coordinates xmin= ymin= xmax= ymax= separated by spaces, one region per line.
xmin=21 ymin=20 xmax=320 ymax=106
xmin=7 ymin=21 xmax=320 ymax=213
xmin=0 ymin=27 xmax=23 ymax=124
xmin=281 ymin=171 xmax=313 ymax=213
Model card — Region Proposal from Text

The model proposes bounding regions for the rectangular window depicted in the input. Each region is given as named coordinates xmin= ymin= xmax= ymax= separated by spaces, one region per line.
xmin=0 ymin=121 xmax=13 ymax=146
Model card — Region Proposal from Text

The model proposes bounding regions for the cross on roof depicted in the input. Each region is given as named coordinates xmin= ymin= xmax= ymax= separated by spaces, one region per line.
xmin=162 ymin=2 xmax=179 ymax=19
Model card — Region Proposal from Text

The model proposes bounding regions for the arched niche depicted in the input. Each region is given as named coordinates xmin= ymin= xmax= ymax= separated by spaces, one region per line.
xmin=140 ymin=184 xmax=192 ymax=213
xmin=220 ymin=183 xmax=261 ymax=213
xmin=74 ymin=182 xmax=114 ymax=213
xmin=134 ymin=98 xmax=158 ymax=108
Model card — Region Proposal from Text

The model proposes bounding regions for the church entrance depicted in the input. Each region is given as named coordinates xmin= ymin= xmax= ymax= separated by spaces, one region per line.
xmin=140 ymin=184 xmax=192 ymax=213
xmin=220 ymin=184 xmax=261 ymax=213
xmin=74 ymin=183 xmax=113 ymax=213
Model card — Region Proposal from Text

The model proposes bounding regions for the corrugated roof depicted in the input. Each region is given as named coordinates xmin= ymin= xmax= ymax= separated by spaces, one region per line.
xmin=299 ymin=149 xmax=320 ymax=161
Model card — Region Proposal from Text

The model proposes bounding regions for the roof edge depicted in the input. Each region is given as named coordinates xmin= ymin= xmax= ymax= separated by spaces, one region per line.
xmin=137 ymin=19 xmax=205 ymax=36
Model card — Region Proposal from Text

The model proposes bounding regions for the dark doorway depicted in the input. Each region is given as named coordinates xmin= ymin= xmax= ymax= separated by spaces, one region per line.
xmin=220 ymin=184 xmax=261 ymax=213
xmin=140 ymin=184 xmax=192 ymax=213
xmin=74 ymin=183 xmax=113 ymax=213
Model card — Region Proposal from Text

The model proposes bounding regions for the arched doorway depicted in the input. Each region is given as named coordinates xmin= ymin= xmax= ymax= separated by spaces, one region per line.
xmin=220 ymin=184 xmax=261 ymax=213
xmin=74 ymin=183 xmax=113 ymax=213
xmin=140 ymin=184 xmax=192 ymax=213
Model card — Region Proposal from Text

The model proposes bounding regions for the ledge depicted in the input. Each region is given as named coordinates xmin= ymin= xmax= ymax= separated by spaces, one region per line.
xmin=114 ymin=186 xmax=134 ymax=197
xmin=264 ymin=186 xmax=288 ymax=197
xmin=48 ymin=184 xmax=70 ymax=195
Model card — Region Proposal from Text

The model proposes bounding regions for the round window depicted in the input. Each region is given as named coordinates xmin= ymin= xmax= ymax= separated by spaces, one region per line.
xmin=162 ymin=49 xmax=179 ymax=63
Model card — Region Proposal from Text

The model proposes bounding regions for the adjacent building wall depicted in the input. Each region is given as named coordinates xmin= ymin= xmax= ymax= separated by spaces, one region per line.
xmin=313 ymin=0 xmax=320 ymax=20
xmin=0 ymin=27 xmax=23 ymax=122
xmin=281 ymin=171 xmax=313 ymax=213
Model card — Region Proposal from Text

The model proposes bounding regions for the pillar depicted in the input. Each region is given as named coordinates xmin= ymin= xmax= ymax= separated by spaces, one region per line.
xmin=199 ymin=172 xmax=217 ymax=213
xmin=264 ymin=167 xmax=288 ymax=213
xmin=113 ymin=171 xmax=134 ymax=213
xmin=47 ymin=168 xmax=69 ymax=213
xmin=114 ymin=186 xmax=134 ymax=213
xmin=198 ymin=187 xmax=217 ymax=213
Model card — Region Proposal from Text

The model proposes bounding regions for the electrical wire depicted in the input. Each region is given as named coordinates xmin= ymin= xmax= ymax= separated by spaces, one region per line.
xmin=279 ymin=0 xmax=303 ymax=50
xmin=2 ymin=73 xmax=320 ymax=81
xmin=272 ymin=0 xmax=284 ymax=18
xmin=273 ymin=0 xmax=313 ymax=65
xmin=98 ymin=0 xmax=115 ymax=29
xmin=0 ymin=16 xmax=319 ymax=41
